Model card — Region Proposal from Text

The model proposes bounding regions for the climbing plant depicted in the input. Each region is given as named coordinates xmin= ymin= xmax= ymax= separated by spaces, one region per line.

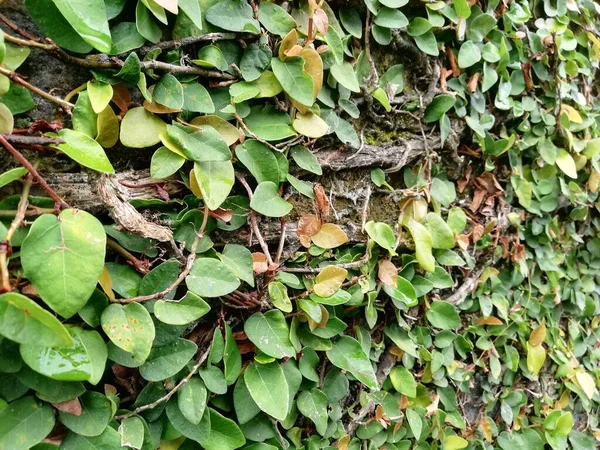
xmin=0 ymin=0 xmax=599 ymax=449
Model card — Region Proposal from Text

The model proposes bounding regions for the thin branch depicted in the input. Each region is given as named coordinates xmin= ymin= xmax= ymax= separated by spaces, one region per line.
xmin=117 ymin=205 xmax=210 ymax=303
xmin=275 ymin=219 xmax=287 ymax=265
xmin=106 ymin=238 xmax=150 ymax=275
xmin=0 ymin=14 xmax=40 ymax=41
xmin=0 ymin=207 xmax=56 ymax=219
xmin=0 ymin=172 xmax=34 ymax=292
xmin=0 ymin=135 xmax=69 ymax=209
xmin=140 ymin=60 xmax=235 ymax=79
xmin=234 ymin=113 xmax=283 ymax=152
xmin=136 ymin=32 xmax=238 ymax=55
xmin=4 ymin=135 xmax=65 ymax=146
xmin=115 ymin=343 xmax=212 ymax=420
xmin=0 ymin=67 xmax=74 ymax=110
xmin=280 ymin=254 xmax=369 ymax=273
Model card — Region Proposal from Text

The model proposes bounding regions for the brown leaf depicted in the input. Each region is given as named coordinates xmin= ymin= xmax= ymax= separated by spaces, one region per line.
xmin=471 ymin=224 xmax=484 ymax=243
xmin=522 ymin=62 xmax=533 ymax=91
xmin=480 ymin=417 xmax=493 ymax=442
xmin=112 ymin=83 xmax=131 ymax=112
xmin=447 ymin=48 xmax=460 ymax=77
xmin=456 ymin=234 xmax=470 ymax=250
xmin=378 ymin=260 xmax=398 ymax=287
xmin=470 ymin=189 xmax=486 ymax=212
xmin=313 ymin=183 xmax=330 ymax=218
xmin=252 ymin=252 xmax=269 ymax=274
xmin=476 ymin=316 xmax=504 ymax=326
xmin=467 ymin=72 xmax=480 ymax=93
xmin=284 ymin=45 xmax=304 ymax=57
xmin=425 ymin=394 xmax=439 ymax=417
xmin=313 ymin=8 xmax=329 ymax=36
xmin=52 ymin=398 xmax=82 ymax=416
xmin=337 ymin=435 xmax=351 ymax=450
xmin=529 ymin=321 xmax=546 ymax=346
xmin=208 ymin=207 xmax=233 ymax=222
xmin=279 ymin=29 xmax=299 ymax=59
xmin=297 ymin=215 xmax=322 ymax=238
xmin=316 ymin=45 xmax=329 ymax=54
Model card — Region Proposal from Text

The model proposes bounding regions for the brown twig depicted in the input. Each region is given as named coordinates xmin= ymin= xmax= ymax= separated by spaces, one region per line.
xmin=0 ymin=172 xmax=34 ymax=292
xmin=234 ymin=113 xmax=282 ymax=152
xmin=3 ymin=135 xmax=65 ymax=146
xmin=0 ymin=135 xmax=69 ymax=209
xmin=275 ymin=219 xmax=287 ymax=265
xmin=106 ymin=238 xmax=150 ymax=275
xmin=116 ymin=204 xmax=210 ymax=303
xmin=0 ymin=14 xmax=39 ymax=41
xmin=0 ymin=67 xmax=74 ymax=110
xmin=115 ymin=343 xmax=213 ymax=420
xmin=136 ymin=32 xmax=239 ymax=55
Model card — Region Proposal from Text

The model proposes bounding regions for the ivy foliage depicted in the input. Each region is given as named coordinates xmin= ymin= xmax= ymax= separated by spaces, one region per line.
xmin=0 ymin=0 xmax=599 ymax=449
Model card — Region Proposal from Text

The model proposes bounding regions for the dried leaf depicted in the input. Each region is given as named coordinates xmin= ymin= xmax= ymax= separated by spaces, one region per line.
xmin=252 ymin=252 xmax=269 ymax=274
xmin=52 ymin=398 xmax=82 ymax=416
xmin=378 ymin=260 xmax=398 ymax=287
xmin=313 ymin=8 xmax=329 ymax=36
xmin=529 ymin=321 xmax=546 ymax=346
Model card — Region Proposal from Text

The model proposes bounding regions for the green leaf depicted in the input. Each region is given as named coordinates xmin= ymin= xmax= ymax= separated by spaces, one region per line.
xmin=271 ymin=57 xmax=315 ymax=107
xmin=371 ymin=87 xmax=391 ymax=112
xmin=224 ymin=322 xmax=242 ymax=385
xmin=24 ymin=0 xmax=93 ymax=53
xmin=218 ymin=244 xmax=255 ymax=287
xmin=0 ymin=167 xmax=28 ymax=189
xmin=556 ymin=149 xmax=577 ymax=178
xmin=426 ymin=302 xmax=461 ymax=330
xmin=234 ymin=377 xmax=260 ymax=424
xmin=119 ymin=416 xmax=145 ymax=449
xmin=240 ymin=44 xmax=273 ymax=82
xmin=21 ymin=209 xmax=106 ymax=318
xmin=108 ymin=21 xmax=145 ymax=54
xmin=18 ymin=366 xmax=85 ymax=403
xmin=407 ymin=17 xmax=433 ymax=37
xmin=297 ymin=389 xmax=328 ymax=435
xmin=326 ymin=336 xmax=378 ymax=389
xmin=293 ymin=112 xmax=329 ymax=138
xmin=165 ymin=396 xmax=211 ymax=442
xmin=136 ymin=1 xmax=162 ymax=43
xmin=453 ymin=0 xmax=471 ymax=18
xmin=70 ymin=328 xmax=107 ymax=385
xmin=59 ymin=391 xmax=111 ymax=437
xmin=430 ymin=177 xmax=456 ymax=207
xmin=20 ymin=327 xmax=95 ymax=381
xmin=205 ymin=0 xmax=260 ymax=33
xmin=154 ymin=292 xmax=210 ymax=325
xmin=424 ymin=213 xmax=455 ymax=249
xmin=139 ymin=338 xmax=198 ymax=381
xmin=340 ymin=7 xmax=363 ymax=38
xmin=154 ymin=74 xmax=184 ymax=109
xmin=244 ymin=362 xmax=290 ymax=420
xmin=290 ymin=145 xmax=322 ymax=175
xmin=364 ymin=221 xmax=396 ymax=254
xmin=258 ymin=2 xmax=296 ymax=37
xmin=373 ymin=7 xmax=408 ymax=28
xmin=406 ymin=409 xmax=422 ymax=440
xmin=168 ymin=124 xmax=231 ymax=163
xmin=0 ymin=103 xmax=13 ymax=134
xmin=423 ymin=95 xmax=456 ymax=123
xmin=330 ymin=62 xmax=361 ymax=93
xmin=250 ymin=181 xmax=293 ymax=217
xmin=193 ymin=160 xmax=235 ymax=210
xmin=268 ymin=281 xmax=292 ymax=312
xmin=151 ymin=146 xmax=185 ymax=178
xmin=0 ymin=292 xmax=73 ymax=347
xmin=54 ymin=129 xmax=114 ymax=173
xmin=458 ymin=41 xmax=482 ymax=68
xmin=186 ymin=257 xmax=240 ymax=297
xmin=101 ymin=302 xmax=155 ymax=364
xmin=404 ymin=218 xmax=435 ymax=272
xmin=53 ymin=0 xmax=112 ymax=52
xmin=389 ymin=366 xmax=417 ymax=398
xmin=235 ymin=140 xmax=280 ymax=184
xmin=200 ymin=408 xmax=246 ymax=450
xmin=193 ymin=45 xmax=229 ymax=71
xmin=178 ymin=376 xmax=208 ymax=424
xmin=61 ymin=427 xmax=122 ymax=450
xmin=0 ymin=397 xmax=55 ymax=450
xmin=526 ymin=343 xmax=546 ymax=376
xmin=244 ymin=310 xmax=296 ymax=359
xmin=245 ymin=105 xmax=296 ymax=141
xmin=182 ymin=83 xmax=215 ymax=113
xmin=120 ymin=107 xmax=167 ymax=148
xmin=467 ymin=14 xmax=497 ymax=42
xmin=414 ymin=30 xmax=439 ymax=56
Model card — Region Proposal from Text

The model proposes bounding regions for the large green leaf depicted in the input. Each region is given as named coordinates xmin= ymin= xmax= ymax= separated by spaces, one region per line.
xmin=0 ymin=397 xmax=55 ymax=450
xmin=139 ymin=338 xmax=198 ymax=381
xmin=120 ymin=107 xmax=167 ymax=148
xmin=244 ymin=310 xmax=296 ymax=359
xmin=326 ymin=336 xmax=378 ymax=389
xmin=21 ymin=209 xmax=106 ymax=318
xmin=258 ymin=2 xmax=295 ymax=37
xmin=218 ymin=244 xmax=255 ymax=287
xmin=250 ymin=181 xmax=293 ymax=217
xmin=404 ymin=218 xmax=435 ymax=272
xmin=53 ymin=0 xmax=112 ymax=52
xmin=200 ymin=408 xmax=246 ymax=450
xmin=59 ymin=391 xmax=112 ymax=437
xmin=154 ymin=292 xmax=211 ymax=325
xmin=0 ymin=292 xmax=73 ymax=347
xmin=297 ymin=389 xmax=328 ymax=435
xmin=154 ymin=74 xmax=184 ymax=109
xmin=205 ymin=0 xmax=260 ymax=33
xmin=330 ymin=62 xmax=361 ymax=93
xmin=235 ymin=140 xmax=280 ymax=185
xmin=60 ymin=427 xmax=123 ymax=450
xmin=426 ymin=302 xmax=461 ymax=330
xmin=234 ymin=376 xmax=260 ymax=424
xmin=53 ymin=129 xmax=114 ymax=173
xmin=245 ymin=105 xmax=296 ymax=141
xmin=178 ymin=376 xmax=208 ymax=424
xmin=166 ymin=396 xmax=211 ymax=442
xmin=271 ymin=57 xmax=315 ymax=107
xmin=168 ymin=124 xmax=231 ymax=163
xmin=18 ymin=366 xmax=85 ymax=403
xmin=101 ymin=302 xmax=155 ymax=364
xmin=186 ymin=257 xmax=240 ymax=297
xmin=193 ymin=160 xmax=235 ymax=210
xmin=244 ymin=362 xmax=290 ymax=420
xmin=424 ymin=213 xmax=455 ymax=250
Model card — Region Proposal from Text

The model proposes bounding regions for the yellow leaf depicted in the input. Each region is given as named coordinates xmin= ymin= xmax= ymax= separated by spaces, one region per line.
xmin=251 ymin=71 xmax=284 ymax=98
xmin=527 ymin=343 xmax=546 ymax=376
xmin=475 ymin=316 xmax=503 ymax=326
xmin=443 ymin=435 xmax=468 ymax=450
xmin=96 ymin=106 xmax=119 ymax=148
xmin=159 ymin=132 xmax=187 ymax=158
xmin=560 ymin=104 xmax=583 ymax=123
xmin=292 ymin=112 xmax=329 ymax=138
xmin=575 ymin=371 xmax=597 ymax=400
xmin=313 ymin=265 xmax=347 ymax=297
xmin=279 ymin=29 xmax=299 ymax=60
xmin=189 ymin=169 xmax=203 ymax=199
xmin=529 ymin=320 xmax=546 ymax=346
xmin=311 ymin=223 xmax=349 ymax=249
xmin=98 ymin=266 xmax=115 ymax=301
xmin=336 ymin=435 xmax=351 ymax=450
xmin=189 ymin=115 xmax=241 ymax=146
xmin=301 ymin=48 xmax=323 ymax=100
xmin=556 ymin=149 xmax=578 ymax=179
xmin=480 ymin=417 xmax=492 ymax=442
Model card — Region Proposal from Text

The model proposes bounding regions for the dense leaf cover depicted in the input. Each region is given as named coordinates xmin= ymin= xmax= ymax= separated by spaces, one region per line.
xmin=0 ymin=0 xmax=599 ymax=449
